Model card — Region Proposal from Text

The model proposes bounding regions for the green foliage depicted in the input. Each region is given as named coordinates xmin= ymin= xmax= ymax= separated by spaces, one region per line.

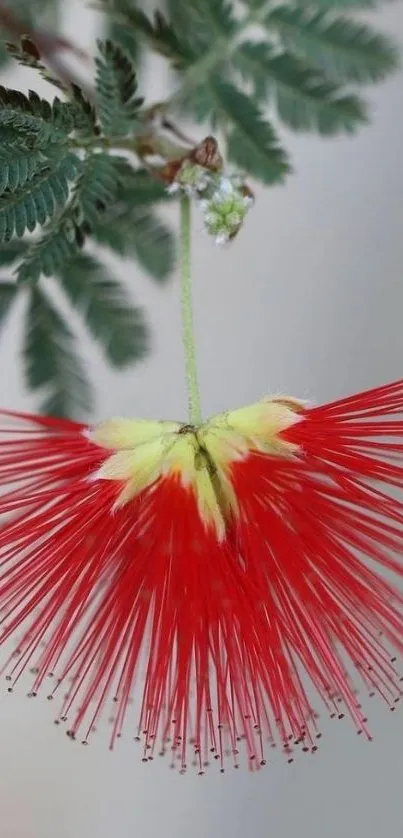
xmin=128 ymin=211 xmax=175 ymax=281
xmin=16 ymin=216 xmax=81 ymax=285
xmin=167 ymin=0 xmax=237 ymax=56
xmin=106 ymin=21 xmax=141 ymax=65
xmin=265 ymin=6 xmax=399 ymax=84
xmin=23 ymin=287 xmax=92 ymax=417
xmin=111 ymin=0 xmax=397 ymax=185
xmin=74 ymin=152 xmax=119 ymax=228
xmin=237 ymin=42 xmax=366 ymax=134
xmin=95 ymin=39 xmax=143 ymax=136
xmin=15 ymin=153 xmax=120 ymax=283
xmin=0 ymin=151 xmax=80 ymax=242
xmin=98 ymin=1 xmax=191 ymax=65
xmin=0 ymin=241 xmax=27 ymax=267
xmin=93 ymin=204 xmax=175 ymax=282
xmin=0 ymin=146 xmax=50 ymax=193
xmin=90 ymin=166 xmax=175 ymax=281
xmin=5 ymin=38 xmax=66 ymax=93
xmin=0 ymin=85 xmax=94 ymax=250
xmin=0 ymin=282 xmax=18 ymax=331
xmin=213 ymin=81 xmax=290 ymax=183
xmin=69 ymin=85 xmax=99 ymax=140
xmin=113 ymin=165 xmax=173 ymax=206
xmin=56 ymin=252 xmax=149 ymax=366
xmin=0 ymin=86 xmax=74 ymax=142
xmin=0 ymin=0 xmax=400 ymax=416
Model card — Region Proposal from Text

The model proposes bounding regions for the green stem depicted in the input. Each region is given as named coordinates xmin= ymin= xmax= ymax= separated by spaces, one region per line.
xmin=179 ymin=195 xmax=202 ymax=424
xmin=70 ymin=132 xmax=189 ymax=161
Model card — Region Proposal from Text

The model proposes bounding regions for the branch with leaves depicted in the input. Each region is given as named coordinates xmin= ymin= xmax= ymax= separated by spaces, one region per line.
xmin=0 ymin=0 xmax=400 ymax=416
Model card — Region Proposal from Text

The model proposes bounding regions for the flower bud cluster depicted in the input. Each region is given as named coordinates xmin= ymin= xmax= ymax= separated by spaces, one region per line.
xmin=167 ymin=160 xmax=254 ymax=244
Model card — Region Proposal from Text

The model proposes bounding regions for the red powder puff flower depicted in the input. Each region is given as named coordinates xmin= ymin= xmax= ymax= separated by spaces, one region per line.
xmin=1 ymin=380 xmax=403 ymax=772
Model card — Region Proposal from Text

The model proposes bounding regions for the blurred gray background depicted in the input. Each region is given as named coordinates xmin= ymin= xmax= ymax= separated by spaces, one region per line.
xmin=0 ymin=1 xmax=402 ymax=836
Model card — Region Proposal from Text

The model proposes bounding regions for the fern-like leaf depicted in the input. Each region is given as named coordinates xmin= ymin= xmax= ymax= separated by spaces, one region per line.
xmin=6 ymin=37 xmax=67 ymax=93
xmin=266 ymin=6 xmax=399 ymax=84
xmin=0 ymin=86 xmax=74 ymax=143
xmin=0 ymin=151 xmax=80 ymax=242
xmin=106 ymin=18 xmax=142 ymax=65
xmin=108 ymin=161 xmax=173 ymax=205
xmin=69 ymin=84 xmax=100 ymax=139
xmin=56 ymin=252 xmax=149 ymax=366
xmin=16 ymin=218 xmax=80 ymax=284
xmin=237 ymin=42 xmax=367 ymax=133
xmin=92 ymin=206 xmax=175 ymax=282
xmin=16 ymin=153 xmax=119 ymax=283
xmin=212 ymin=81 xmax=290 ymax=183
xmin=129 ymin=211 xmax=175 ymax=281
xmin=0 ymin=241 xmax=28 ymax=267
xmin=75 ymin=152 xmax=120 ymax=227
xmin=0 ymin=146 xmax=48 ymax=193
xmin=23 ymin=286 xmax=93 ymax=417
xmin=0 ymin=282 xmax=19 ymax=331
xmin=95 ymin=39 xmax=144 ymax=136
xmin=98 ymin=1 xmax=191 ymax=65
xmin=166 ymin=0 xmax=235 ymax=55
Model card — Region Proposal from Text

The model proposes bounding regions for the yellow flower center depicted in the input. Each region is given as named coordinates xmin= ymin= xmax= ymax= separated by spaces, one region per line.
xmin=88 ymin=398 xmax=303 ymax=540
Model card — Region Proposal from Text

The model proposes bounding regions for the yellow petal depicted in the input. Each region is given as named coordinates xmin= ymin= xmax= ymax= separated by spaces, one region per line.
xmin=89 ymin=418 xmax=181 ymax=450
xmin=89 ymin=398 xmax=302 ymax=540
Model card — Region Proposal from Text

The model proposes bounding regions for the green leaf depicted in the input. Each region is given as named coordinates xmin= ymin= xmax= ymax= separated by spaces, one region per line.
xmin=129 ymin=212 xmax=175 ymax=281
xmin=87 ymin=159 xmax=175 ymax=280
xmin=166 ymin=0 xmax=235 ymax=55
xmin=16 ymin=153 xmax=119 ymax=284
xmin=92 ymin=208 xmax=175 ymax=282
xmin=265 ymin=6 xmax=399 ymax=84
xmin=212 ymin=81 xmax=290 ymax=184
xmin=56 ymin=252 xmax=149 ymax=366
xmin=0 ymin=86 xmax=75 ymax=144
xmin=95 ymin=39 xmax=144 ymax=136
xmin=143 ymin=9 xmax=193 ymax=63
xmin=16 ymin=220 xmax=80 ymax=284
xmin=106 ymin=19 xmax=141 ymax=64
xmin=109 ymin=161 xmax=173 ymax=205
xmin=23 ymin=287 xmax=92 ymax=417
xmin=0 ymin=151 xmax=80 ymax=243
xmin=6 ymin=38 xmax=67 ymax=94
xmin=237 ymin=42 xmax=367 ymax=133
xmin=75 ymin=152 xmax=120 ymax=228
xmin=0 ymin=240 xmax=28 ymax=267
xmin=69 ymin=85 xmax=100 ymax=139
xmin=0 ymin=282 xmax=18 ymax=330
xmin=100 ymin=1 xmax=193 ymax=65
xmin=182 ymin=0 xmax=236 ymax=51
xmin=180 ymin=81 xmax=221 ymax=124
xmin=0 ymin=145 xmax=49 ymax=194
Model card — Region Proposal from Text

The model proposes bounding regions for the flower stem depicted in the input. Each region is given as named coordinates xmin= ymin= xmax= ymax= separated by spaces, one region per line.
xmin=179 ymin=195 xmax=202 ymax=424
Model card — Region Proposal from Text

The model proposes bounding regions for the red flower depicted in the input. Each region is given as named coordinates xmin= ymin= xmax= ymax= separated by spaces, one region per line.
xmin=1 ymin=380 xmax=403 ymax=772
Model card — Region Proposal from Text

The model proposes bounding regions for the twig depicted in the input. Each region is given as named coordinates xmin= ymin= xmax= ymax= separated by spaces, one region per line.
xmin=0 ymin=1 xmax=92 ymax=95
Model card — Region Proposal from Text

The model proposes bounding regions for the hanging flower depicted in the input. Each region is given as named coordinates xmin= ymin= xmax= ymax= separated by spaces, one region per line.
xmin=1 ymin=380 xmax=403 ymax=772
